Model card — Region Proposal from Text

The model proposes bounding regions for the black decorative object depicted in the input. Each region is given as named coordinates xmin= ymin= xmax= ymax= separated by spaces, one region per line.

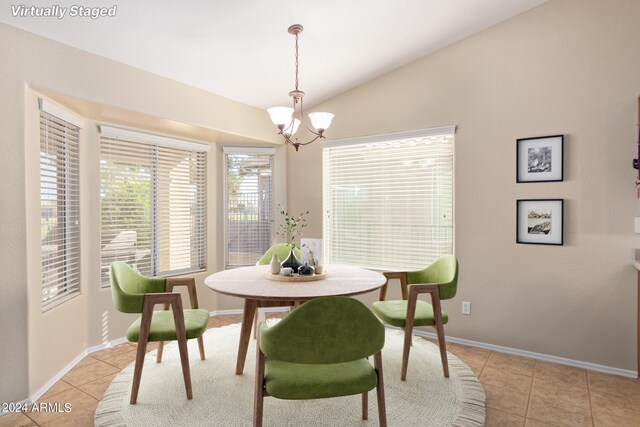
xmin=280 ymin=247 xmax=302 ymax=271
xmin=297 ymin=261 xmax=315 ymax=276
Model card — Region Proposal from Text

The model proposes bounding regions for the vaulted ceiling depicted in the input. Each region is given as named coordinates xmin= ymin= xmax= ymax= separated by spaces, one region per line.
xmin=0 ymin=0 xmax=548 ymax=109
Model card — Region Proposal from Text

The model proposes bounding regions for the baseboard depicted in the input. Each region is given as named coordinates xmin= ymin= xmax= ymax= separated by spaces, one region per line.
xmin=86 ymin=337 xmax=129 ymax=354
xmin=210 ymin=307 xmax=289 ymax=317
xmin=406 ymin=328 xmax=638 ymax=379
xmin=210 ymin=309 xmax=243 ymax=316
xmin=28 ymin=337 xmax=131 ymax=406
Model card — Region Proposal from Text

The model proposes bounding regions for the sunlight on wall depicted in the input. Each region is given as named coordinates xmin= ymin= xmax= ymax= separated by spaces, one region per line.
xmin=101 ymin=310 xmax=110 ymax=343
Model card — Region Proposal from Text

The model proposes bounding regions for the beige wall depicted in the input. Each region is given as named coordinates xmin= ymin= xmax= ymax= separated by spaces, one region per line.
xmin=288 ymin=0 xmax=640 ymax=371
xmin=2 ymin=22 xmax=281 ymax=403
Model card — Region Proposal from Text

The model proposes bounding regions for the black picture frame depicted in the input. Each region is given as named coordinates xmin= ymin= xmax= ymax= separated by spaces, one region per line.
xmin=516 ymin=135 xmax=564 ymax=183
xmin=516 ymin=199 xmax=564 ymax=245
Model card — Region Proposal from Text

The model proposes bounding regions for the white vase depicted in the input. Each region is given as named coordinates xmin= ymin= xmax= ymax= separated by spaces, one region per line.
xmin=270 ymin=253 xmax=281 ymax=274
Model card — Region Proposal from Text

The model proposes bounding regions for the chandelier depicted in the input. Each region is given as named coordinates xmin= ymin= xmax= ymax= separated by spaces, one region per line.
xmin=267 ymin=24 xmax=334 ymax=151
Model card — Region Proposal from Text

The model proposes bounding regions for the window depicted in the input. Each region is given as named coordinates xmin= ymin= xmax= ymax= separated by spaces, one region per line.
xmin=224 ymin=147 xmax=274 ymax=268
xmin=323 ymin=126 xmax=455 ymax=271
xmin=99 ymin=126 xmax=208 ymax=285
xmin=39 ymin=100 xmax=83 ymax=310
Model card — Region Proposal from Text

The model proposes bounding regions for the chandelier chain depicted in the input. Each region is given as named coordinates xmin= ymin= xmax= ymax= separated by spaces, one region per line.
xmin=294 ymin=33 xmax=299 ymax=91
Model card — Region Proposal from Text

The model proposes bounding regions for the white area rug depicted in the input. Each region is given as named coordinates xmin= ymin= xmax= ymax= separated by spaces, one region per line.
xmin=95 ymin=325 xmax=485 ymax=426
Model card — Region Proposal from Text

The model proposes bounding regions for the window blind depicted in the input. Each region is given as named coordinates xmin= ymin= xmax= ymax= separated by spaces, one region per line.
xmin=40 ymin=110 xmax=81 ymax=310
xmin=100 ymin=129 xmax=207 ymax=285
xmin=224 ymin=148 xmax=274 ymax=268
xmin=323 ymin=129 xmax=455 ymax=271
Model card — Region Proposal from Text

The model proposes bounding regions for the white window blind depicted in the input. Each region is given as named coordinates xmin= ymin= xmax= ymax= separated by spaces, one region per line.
xmin=224 ymin=147 xmax=274 ymax=268
xmin=40 ymin=110 xmax=81 ymax=310
xmin=323 ymin=127 xmax=455 ymax=271
xmin=100 ymin=128 xmax=207 ymax=285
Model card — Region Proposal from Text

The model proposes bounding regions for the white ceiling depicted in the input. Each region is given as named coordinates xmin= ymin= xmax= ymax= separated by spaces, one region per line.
xmin=0 ymin=0 xmax=548 ymax=109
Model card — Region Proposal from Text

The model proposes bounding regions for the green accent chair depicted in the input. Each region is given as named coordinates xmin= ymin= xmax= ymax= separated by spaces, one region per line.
xmin=254 ymin=297 xmax=387 ymax=427
xmin=371 ymin=255 xmax=458 ymax=381
xmin=253 ymin=244 xmax=301 ymax=337
xmin=256 ymin=243 xmax=301 ymax=265
xmin=110 ymin=261 xmax=210 ymax=404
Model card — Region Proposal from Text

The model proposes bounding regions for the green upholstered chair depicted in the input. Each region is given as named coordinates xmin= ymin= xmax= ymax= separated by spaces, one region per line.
xmin=371 ymin=255 xmax=458 ymax=381
xmin=253 ymin=244 xmax=301 ymax=337
xmin=254 ymin=297 xmax=387 ymax=427
xmin=110 ymin=261 xmax=210 ymax=404
xmin=256 ymin=243 xmax=301 ymax=266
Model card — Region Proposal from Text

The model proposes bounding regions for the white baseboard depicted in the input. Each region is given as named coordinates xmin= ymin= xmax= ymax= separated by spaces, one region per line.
xmin=25 ymin=337 xmax=131 ymax=407
xmin=406 ymin=328 xmax=638 ymax=379
xmin=210 ymin=307 xmax=289 ymax=317
xmin=210 ymin=309 xmax=243 ymax=316
xmin=86 ymin=337 xmax=129 ymax=354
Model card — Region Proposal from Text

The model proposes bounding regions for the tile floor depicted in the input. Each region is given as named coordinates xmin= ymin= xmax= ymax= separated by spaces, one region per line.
xmin=1 ymin=314 xmax=639 ymax=427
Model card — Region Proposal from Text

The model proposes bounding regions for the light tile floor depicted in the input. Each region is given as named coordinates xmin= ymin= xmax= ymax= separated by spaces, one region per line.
xmin=1 ymin=314 xmax=639 ymax=427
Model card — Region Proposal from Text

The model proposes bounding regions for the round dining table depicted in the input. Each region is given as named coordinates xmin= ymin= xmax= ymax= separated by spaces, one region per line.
xmin=205 ymin=264 xmax=387 ymax=374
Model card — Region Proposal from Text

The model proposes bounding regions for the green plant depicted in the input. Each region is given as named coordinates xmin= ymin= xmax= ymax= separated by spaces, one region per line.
xmin=276 ymin=205 xmax=308 ymax=249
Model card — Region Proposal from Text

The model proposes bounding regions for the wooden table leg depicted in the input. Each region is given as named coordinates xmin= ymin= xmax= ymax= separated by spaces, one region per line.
xmin=236 ymin=298 xmax=258 ymax=375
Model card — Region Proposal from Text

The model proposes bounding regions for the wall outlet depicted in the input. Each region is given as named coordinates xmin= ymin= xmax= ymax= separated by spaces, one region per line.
xmin=462 ymin=301 xmax=471 ymax=315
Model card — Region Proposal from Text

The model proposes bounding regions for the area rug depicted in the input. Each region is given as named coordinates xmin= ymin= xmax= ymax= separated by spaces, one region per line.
xmin=95 ymin=325 xmax=485 ymax=426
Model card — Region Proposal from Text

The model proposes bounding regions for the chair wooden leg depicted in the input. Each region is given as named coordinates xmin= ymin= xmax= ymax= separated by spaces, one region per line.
xmin=374 ymin=352 xmax=387 ymax=427
xmin=130 ymin=299 xmax=154 ymax=404
xmin=254 ymin=334 xmax=265 ymax=427
xmin=431 ymin=293 xmax=449 ymax=378
xmin=402 ymin=292 xmax=418 ymax=381
xmin=171 ymin=298 xmax=193 ymax=400
xmin=362 ymin=392 xmax=368 ymax=420
xmin=197 ymin=336 xmax=206 ymax=360
xmin=156 ymin=341 xmax=164 ymax=363
xmin=253 ymin=307 xmax=259 ymax=340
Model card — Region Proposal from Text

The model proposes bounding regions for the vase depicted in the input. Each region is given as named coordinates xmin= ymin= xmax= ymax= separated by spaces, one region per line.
xmin=280 ymin=246 xmax=302 ymax=272
xmin=298 ymin=261 xmax=315 ymax=276
xmin=269 ymin=253 xmax=281 ymax=275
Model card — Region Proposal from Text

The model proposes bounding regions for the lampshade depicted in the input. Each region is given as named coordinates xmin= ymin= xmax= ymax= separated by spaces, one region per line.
xmin=267 ymin=107 xmax=294 ymax=126
xmin=308 ymin=112 xmax=334 ymax=131
xmin=283 ymin=118 xmax=301 ymax=136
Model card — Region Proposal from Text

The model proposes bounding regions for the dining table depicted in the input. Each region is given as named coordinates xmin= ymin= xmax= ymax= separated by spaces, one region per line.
xmin=204 ymin=264 xmax=387 ymax=374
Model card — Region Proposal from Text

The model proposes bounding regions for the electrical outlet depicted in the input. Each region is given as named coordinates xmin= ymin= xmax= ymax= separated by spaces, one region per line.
xmin=462 ymin=301 xmax=471 ymax=315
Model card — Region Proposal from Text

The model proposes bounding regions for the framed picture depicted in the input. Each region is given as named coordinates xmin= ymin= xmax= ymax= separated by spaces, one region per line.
xmin=516 ymin=135 xmax=564 ymax=183
xmin=516 ymin=199 xmax=564 ymax=245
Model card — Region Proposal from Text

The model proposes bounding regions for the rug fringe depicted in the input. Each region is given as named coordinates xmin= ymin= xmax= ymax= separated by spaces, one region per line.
xmin=94 ymin=365 xmax=134 ymax=426
xmin=446 ymin=350 xmax=486 ymax=426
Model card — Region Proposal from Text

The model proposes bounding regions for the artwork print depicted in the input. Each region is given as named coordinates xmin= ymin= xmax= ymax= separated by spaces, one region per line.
xmin=527 ymin=147 xmax=551 ymax=173
xmin=527 ymin=209 xmax=551 ymax=234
